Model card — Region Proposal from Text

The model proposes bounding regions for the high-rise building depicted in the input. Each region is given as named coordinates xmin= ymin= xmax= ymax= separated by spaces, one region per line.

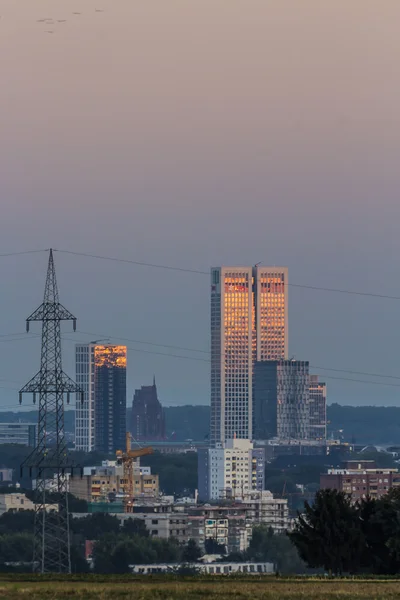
xmin=254 ymin=360 xmax=310 ymax=441
xmin=198 ymin=438 xmax=265 ymax=502
xmin=131 ymin=378 xmax=166 ymax=441
xmin=309 ymin=375 xmax=327 ymax=442
xmin=210 ymin=266 xmax=288 ymax=444
xmin=75 ymin=344 xmax=127 ymax=453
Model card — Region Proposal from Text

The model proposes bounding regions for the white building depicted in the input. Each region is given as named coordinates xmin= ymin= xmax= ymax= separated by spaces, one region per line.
xmin=198 ymin=438 xmax=265 ymax=502
xmin=239 ymin=490 xmax=291 ymax=533
xmin=210 ymin=266 xmax=288 ymax=444
xmin=130 ymin=562 xmax=274 ymax=575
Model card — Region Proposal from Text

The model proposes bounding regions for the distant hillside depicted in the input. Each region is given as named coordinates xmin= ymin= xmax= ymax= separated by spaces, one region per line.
xmin=127 ymin=405 xmax=210 ymax=441
xmin=2 ymin=404 xmax=400 ymax=445
xmin=327 ymin=403 xmax=400 ymax=445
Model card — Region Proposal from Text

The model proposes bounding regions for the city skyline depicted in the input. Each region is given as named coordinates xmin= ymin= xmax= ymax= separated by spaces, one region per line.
xmin=2 ymin=1 xmax=400 ymax=408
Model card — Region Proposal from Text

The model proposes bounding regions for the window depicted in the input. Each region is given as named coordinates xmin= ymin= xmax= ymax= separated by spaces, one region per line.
xmin=152 ymin=519 xmax=158 ymax=525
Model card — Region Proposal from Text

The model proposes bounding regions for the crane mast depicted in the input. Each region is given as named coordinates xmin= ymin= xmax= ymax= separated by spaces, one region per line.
xmin=116 ymin=432 xmax=153 ymax=513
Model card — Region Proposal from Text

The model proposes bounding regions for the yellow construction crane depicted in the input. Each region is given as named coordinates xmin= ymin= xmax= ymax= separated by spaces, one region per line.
xmin=116 ymin=432 xmax=153 ymax=513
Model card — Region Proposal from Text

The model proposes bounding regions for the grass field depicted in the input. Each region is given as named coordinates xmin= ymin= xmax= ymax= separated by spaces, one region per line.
xmin=0 ymin=577 xmax=400 ymax=600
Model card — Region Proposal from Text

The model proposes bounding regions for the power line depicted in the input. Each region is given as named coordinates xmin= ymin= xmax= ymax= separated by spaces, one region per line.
xmin=76 ymin=330 xmax=209 ymax=355
xmin=54 ymin=249 xmax=400 ymax=301
xmin=72 ymin=330 xmax=400 ymax=383
xmin=61 ymin=335 xmax=400 ymax=389
xmin=310 ymin=365 xmax=400 ymax=381
xmin=53 ymin=249 xmax=208 ymax=275
xmin=0 ymin=249 xmax=48 ymax=258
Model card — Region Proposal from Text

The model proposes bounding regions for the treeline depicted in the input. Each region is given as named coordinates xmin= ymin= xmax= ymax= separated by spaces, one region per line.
xmin=290 ymin=488 xmax=400 ymax=575
xmin=0 ymin=509 xmax=308 ymax=574
xmin=0 ymin=444 xmax=197 ymax=497
xmin=2 ymin=404 xmax=400 ymax=444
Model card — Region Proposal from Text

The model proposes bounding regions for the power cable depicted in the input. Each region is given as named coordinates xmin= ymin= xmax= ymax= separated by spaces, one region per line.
xmin=71 ymin=330 xmax=400 ymax=383
xmin=61 ymin=335 xmax=400 ymax=388
xmin=54 ymin=249 xmax=400 ymax=301
xmin=0 ymin=249 xmax=48 ymax=258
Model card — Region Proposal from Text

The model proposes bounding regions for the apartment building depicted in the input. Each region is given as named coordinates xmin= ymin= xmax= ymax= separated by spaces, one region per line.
xmin=320 ymin=460 xmax=400 ymax=501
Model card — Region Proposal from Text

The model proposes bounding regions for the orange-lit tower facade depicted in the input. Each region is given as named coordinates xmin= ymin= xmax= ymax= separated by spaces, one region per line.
xmin=210 ymin=266 xmax=288 ymax=445
xmin=75 ymin=344 xmax=127 ymax=452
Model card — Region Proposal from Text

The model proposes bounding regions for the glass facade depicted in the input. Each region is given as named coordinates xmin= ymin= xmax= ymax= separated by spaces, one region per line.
xmin=254 ymin=360 xmax=310 ymax=441
xmin=309 ymin=375 xmax=327 ymax=442
xmin=210 ymin=266 xmax=288 ymax=445
xmin=277 ymin=360 xmax=309 ymax=440
xmin=75 ymin=344 xmax=127 ymax=452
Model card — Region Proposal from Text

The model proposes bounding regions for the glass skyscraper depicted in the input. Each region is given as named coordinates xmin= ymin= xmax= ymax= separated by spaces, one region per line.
xmin=210 ymin=266 xmax=288 ymax=445
xmin=75 ymin=344 xmax=127 ymax=452
xmin=309 ymin=375 xmax=327 ymax=442
xmin=254 ymin=360 xmax=310 ymax=441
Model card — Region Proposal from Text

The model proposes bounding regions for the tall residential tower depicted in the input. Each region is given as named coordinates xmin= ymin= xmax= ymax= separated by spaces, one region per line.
xmin=75 ymin=344 xmax=127 ymax=452
xmin=210 ymin=266 xmax=288 ymax=445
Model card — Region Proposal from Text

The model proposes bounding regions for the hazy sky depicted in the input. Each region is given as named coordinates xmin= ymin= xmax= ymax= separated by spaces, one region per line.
xmin=1 ymin=1 xmax=400 ymax=410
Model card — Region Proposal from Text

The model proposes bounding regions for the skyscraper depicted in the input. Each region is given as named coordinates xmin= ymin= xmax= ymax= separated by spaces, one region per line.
xmin=253 ymin=360 xmax=310 ymax=441
xmin=131 ymin=378 xmax=166 ymax=441
xmin=309 ymin=375 xmax=327 ymax=442
xmin=210 ymin=266 xmax=288 ymax=445
xmin=75 ymin=344 xmax=127 ymax=453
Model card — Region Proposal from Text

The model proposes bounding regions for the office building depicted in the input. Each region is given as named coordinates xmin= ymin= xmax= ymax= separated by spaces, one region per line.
xmin=210 ymin=266 xmax=288 ymax=444
xmin=131 ymin=378 xmax=166 ymax=441
xmin=75 ymin=344 xmax=127 ymax=453
xmin=198 ymin=438 xmax=265 ymax=502
xmin=254 ymin=360 xmax=310 ymax=441
xmin=309 ymin=375 xmax=327 ymax=442
xmin=0 ymin=423 xmax=36 ymax=446
xmin=320 ymin=461 xmax=400 ymax=501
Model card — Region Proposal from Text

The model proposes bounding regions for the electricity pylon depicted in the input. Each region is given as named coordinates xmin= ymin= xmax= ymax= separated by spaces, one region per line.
xmin=19 ymin=249 xmax=82 ymax=573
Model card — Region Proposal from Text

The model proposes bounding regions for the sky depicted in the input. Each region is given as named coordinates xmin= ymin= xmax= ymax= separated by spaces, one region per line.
xmin=1 ymin=0 xmax=400 ymax=409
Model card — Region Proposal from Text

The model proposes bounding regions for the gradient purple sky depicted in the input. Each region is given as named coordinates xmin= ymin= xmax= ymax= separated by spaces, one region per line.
xmin=1 ymin=1 xmax=400 ymax=409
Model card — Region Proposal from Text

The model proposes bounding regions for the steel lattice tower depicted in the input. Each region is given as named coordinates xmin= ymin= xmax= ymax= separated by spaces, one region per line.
xmin=19 ymin=249 xmax=82 ymax=573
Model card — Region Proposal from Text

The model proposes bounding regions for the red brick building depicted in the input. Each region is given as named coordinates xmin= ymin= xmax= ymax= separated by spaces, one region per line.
xmin=320 ymin=460 xmax=400 ymax=501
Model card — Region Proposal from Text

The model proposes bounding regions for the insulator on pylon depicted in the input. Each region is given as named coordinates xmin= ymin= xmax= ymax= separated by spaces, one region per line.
xmin=26 ymin=321 xmax=29 ymax=333
xmin=19 ymin=392 xmax=22 ymax=405
xmin=73 ymin=319 xmax=76 ymax=332
xmin=81 ymin=391 xmax=84 ymax=405
xmin=66 ymin=393 xmax=70 ymax=405
xmin=33 ymin=393 xmax=36 ymax=404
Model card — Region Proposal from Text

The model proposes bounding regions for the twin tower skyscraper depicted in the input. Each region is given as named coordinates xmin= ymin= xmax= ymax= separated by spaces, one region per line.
xmin=210 ymin=266 xmax=288 ymax=445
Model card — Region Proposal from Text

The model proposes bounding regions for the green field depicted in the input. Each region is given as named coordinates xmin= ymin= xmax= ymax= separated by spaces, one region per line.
xmin=1 ymin=576 xmax=400 ymax=600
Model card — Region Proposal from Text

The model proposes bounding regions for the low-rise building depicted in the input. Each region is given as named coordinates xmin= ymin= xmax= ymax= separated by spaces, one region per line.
xmin=320 ymin=460 xmax=400 ymax=501
xmin=239 ymin=490 xmax=291 ymax=533
xmin=187 ymin=505 xmax=252 ymax=553
xmin=130 ymin=561 xmax=274 ymax=575
xmin=0 ymin=493 xmax=57 ymax=515
xmin=69 ymin=460 xmax=159 ymax=503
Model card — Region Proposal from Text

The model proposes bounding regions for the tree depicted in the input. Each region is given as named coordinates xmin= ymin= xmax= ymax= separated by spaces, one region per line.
xmin=247 ymin=527 xmax=306 ymax=574
xmin=70 ymin=513 xmax=120 ymax=539
xmin=0 ymin=510 xmax=34 ymax=534
xmin=0 ymin=533 xmax=34 ymax=563
xmin=289 ymin=489 xmax=363 ymax=575
xmin=358 ymin=489 xmax=400 ymax=574
xmin=204 ymin=538 xmax=226 ymax=555
xmin=181 ymin=539 xmax=202 ymax=562
xmin=121 ymin=517 xmax=149 ymax=537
